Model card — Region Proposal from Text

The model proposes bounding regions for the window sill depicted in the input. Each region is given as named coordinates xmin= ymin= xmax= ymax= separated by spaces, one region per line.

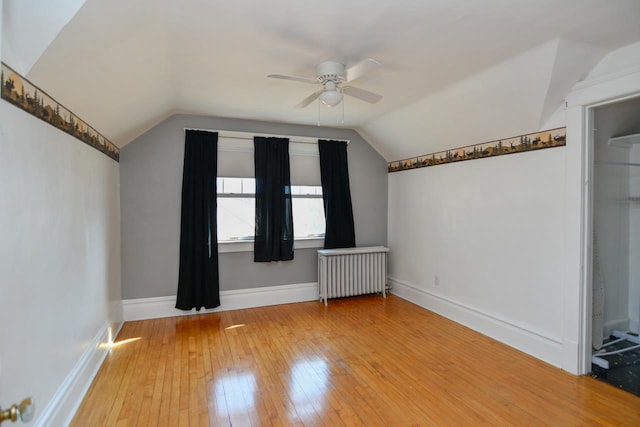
xmin=218 ymin=237 xmax=324 ymax=253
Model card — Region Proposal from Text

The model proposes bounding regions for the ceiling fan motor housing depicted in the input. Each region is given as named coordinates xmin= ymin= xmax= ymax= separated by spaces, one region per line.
xmin=315 ymin=61 xmax=346 ymax=84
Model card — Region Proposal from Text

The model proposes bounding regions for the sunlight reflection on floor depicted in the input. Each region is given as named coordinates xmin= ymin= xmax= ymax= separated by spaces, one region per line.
xmin=211 ymin=357 xmax=330 ymax=423
xmin=289 ymin=357 xmax=329 ymax=420
xmin=214 ymin=371 xmax=257 ymax=419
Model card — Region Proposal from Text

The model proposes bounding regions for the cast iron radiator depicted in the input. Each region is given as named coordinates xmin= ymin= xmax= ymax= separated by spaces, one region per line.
xmin=317 ymin=246 xmax=389 ymax=305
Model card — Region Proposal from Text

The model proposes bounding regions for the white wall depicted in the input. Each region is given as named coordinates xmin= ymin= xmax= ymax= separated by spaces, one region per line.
xmin=389 ymin=38 xmax=640 ymax=375
xmin=382 ymin=34 xmax=574 ymax=371
xmin=388 ymin=146 xmax=567 ymax=367
xmin=0 ymin=100 xmax=122 ymax=426
xmin=1 ymin=0 xmax=3 ymax=63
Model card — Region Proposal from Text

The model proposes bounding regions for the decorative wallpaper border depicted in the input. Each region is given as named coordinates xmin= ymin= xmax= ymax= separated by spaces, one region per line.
xmin=388 ymin=127 xmax=566 ymax=173
xmin=1 ymin=62 xmax=119 ymax=162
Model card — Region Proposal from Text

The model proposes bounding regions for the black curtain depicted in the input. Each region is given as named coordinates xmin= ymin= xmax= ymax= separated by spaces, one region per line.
xmin=176 ymin=130 xmax=220 ymax=310
xmin=319 ymin=139 xmax=356 ymax=249
xmin=254 ymin=137 xmax=294 ymax=262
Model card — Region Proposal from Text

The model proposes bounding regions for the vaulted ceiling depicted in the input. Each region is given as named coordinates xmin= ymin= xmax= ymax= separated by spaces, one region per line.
xmin=3 ymin=0 xmax=640 ymax=160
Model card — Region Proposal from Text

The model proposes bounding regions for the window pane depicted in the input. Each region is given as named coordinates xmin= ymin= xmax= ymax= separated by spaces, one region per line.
xmin=241 ymin=178 xmax=255 ymax=194
xmin=223 ymin=177 xmax=243 ymax=194
xmin=217 ymin=197 xmax=254 ymax=241
xmin=292 ymin=198 xmax=325 ymax=238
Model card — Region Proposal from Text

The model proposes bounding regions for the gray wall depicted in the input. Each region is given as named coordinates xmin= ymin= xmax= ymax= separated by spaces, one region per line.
xmin=120 ymin=114 xmax=388 ymax=299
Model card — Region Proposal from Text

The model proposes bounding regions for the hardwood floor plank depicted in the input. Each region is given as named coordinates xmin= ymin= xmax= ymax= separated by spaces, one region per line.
xmin=72 ymin=295 xmax=640 ymax=426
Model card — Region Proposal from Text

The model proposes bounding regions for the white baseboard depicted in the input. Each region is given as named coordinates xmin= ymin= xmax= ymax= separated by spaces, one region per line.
xmin=36 ymin=319 xmax=124 ymax=427
xmin=388 ymin=277 xmax=566 ymax=370
xmin=123 ymin=282 xmax=319 ymax=321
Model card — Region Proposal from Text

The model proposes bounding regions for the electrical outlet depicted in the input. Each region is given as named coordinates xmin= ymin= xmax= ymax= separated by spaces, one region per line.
xmin=434 ymin=275 xmax=440 ymax=286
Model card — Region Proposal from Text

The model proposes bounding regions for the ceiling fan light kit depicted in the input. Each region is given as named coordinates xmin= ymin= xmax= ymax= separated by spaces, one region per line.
xmin=268 ymin=58 xmax=383 ymax=109
xmin=319 ymin=81 xmax=343 ymax=107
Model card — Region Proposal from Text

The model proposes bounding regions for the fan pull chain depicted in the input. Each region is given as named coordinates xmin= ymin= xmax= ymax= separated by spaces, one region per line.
xmin=317 ymin=98 xmax=321 ymax=126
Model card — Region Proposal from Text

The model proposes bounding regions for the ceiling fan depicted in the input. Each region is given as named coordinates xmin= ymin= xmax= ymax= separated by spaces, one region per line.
xmin=267 ymin=58 xmax=383 ymax=108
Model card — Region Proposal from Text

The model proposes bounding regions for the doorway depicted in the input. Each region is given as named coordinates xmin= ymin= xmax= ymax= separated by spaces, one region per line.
xmin=589 ymin=96 xmax=640 ymax=396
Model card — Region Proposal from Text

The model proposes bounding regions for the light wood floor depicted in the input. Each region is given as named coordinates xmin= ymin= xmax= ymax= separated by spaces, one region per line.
xmin=72 ymin=295 xmax=640 ymax=426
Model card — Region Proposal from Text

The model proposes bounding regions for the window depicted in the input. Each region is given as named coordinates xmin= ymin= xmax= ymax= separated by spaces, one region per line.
xmin=217 ymin=177 xmax=325 ymax=242
xmin=291 ymin=185 xmax=325 ymax=238
xmin=217 ymin=177 xmax=255 ymax=241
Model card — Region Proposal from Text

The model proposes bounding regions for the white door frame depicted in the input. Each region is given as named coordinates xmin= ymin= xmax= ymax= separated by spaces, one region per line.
xmin=565 ymin=69 xmax=640 ymax=375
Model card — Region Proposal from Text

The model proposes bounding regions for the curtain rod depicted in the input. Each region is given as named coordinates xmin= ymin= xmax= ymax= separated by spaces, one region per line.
xmin=183 ymin=128 xmax=349 ymax=145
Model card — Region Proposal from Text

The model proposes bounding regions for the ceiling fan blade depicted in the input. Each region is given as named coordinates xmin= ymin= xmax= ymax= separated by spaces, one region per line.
xmin=342 ymin=86 xmax=382 ymax=104
xmin=345 ymin=58 xmax=381 ymax=82
xmin=295 ymin=90 xmax=322 ymax=108
xmin=267 ymin=74 xmax=318 ymax=84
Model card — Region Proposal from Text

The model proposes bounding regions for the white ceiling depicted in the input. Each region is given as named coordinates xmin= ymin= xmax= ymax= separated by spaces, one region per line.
xmin=3 ymin=0 xmax=640 ymax=160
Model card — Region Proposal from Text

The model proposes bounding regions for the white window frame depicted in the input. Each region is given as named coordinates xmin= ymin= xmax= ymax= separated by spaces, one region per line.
xmin=217 ymin=178 xmax=325 ymax=253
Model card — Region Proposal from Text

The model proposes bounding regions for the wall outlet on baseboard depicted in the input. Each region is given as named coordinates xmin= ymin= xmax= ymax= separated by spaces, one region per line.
xmin=434 ymin=275 xmax=440 ymax=286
